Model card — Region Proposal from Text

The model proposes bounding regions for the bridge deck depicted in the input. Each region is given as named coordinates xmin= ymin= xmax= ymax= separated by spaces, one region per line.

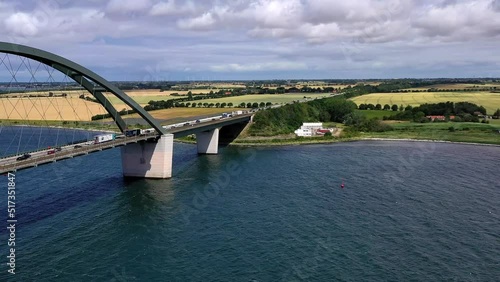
xmin=0 ymin=134 xmax=159 ymax=174
xmin=0 ymin=114 xmax=253 ymax=174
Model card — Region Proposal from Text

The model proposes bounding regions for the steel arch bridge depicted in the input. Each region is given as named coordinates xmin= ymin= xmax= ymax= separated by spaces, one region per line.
xmin=0 ymin=41 xmax=167 ymax=135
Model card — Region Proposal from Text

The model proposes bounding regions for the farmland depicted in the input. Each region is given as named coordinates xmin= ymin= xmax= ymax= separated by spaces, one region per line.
xmin=358 ymin=122 xmax=500 ymax=145
xmin=0 ymin=96 xmax=106 ymax=121
xmin=350 ymin=91 xmax=500 ymax=114
xmin=181 ymin=93 xmax=332 ymax=106
xmin=403 ymin=83 xmax=500 ymax=91
xmin=107 ymin=107 xmax=240 ymax=125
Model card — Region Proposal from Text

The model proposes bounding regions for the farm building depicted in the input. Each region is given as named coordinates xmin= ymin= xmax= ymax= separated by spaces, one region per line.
xmin=426 ymin=115 xmax=455 ymax=121
xmin=294 ymin=122 xmax=334 ymax=137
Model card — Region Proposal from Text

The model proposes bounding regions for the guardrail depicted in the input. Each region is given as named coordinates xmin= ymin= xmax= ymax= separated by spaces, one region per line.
xmin=0 ymin=134 xmax=159 ymax=174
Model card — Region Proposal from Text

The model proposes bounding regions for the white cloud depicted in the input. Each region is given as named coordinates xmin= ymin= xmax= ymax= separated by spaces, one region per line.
xmin=4 ymin=12 xmax=40 ymax=36
xmin=1 ymin=0 xmax=500 ymax=79
xmin=106 ymin=0 xmax=152 ymax=14
xmin=210 ymin=62 xmax=308 ymax=72
xmin=178 ymin=12 xmax=216 ymax=30
xmin=150 ymin=0 xmax=196 ymax=16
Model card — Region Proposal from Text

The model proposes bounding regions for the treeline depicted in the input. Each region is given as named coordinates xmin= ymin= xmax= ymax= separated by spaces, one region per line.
xmin=79 ymin=94 xmax=99 ymax=103
xmin=386 ymin=102 xmax=487 ymax=123
xmin=91 ymin=108 xmax=137 ymax=121
xmin=392 ymin=87 xmax=498 ymax=93
xmin=249 ymin=98 xmax=356 ymax=136
xmin=341 ymin=81 xmax=429 ymax=99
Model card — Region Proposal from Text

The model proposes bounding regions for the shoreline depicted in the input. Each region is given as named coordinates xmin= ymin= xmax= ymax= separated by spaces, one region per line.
xmin=4 ymin=124 xmax=499 ymax=148
xmin=225 ymin=136 xmax=500 ymax=148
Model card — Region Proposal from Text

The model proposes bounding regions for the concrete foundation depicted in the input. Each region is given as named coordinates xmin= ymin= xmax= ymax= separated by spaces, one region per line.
xmin=121 ymin=134 xmax=174 ymax=178
xmin=196 ymin=128 xmax=219 ymax=154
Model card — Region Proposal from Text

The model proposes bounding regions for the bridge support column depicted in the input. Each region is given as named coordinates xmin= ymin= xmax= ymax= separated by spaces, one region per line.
xmin=121 ymin=134 xmax=174 ymax=178
xmin=196 ymin=128 xmax=219 ymax=154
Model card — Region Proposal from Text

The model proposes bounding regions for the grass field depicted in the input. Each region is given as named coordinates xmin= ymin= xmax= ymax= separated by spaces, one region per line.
xmin=361 ymin=122 xmax=500 ymax=145
xmin=185 ymin=93 xmax=331 ymax=106
xmin=350 ymin=92 xmax=500 ymax=114
xmin=355 ymin=110 xmax=398 ymax=119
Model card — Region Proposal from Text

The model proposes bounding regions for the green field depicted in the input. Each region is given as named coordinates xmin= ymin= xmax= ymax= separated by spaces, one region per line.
xmin=184 ymin=93 xmax=331 ymax=106
xmin=350 ymin=92 xmax=500 ymax=114
xmin=355 ymin=110 xmax=398 ymax=119
xmin=360 ymin=122 xmax=500 ymax=145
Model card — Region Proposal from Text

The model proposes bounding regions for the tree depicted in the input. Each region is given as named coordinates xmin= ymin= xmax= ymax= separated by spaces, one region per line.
xmin=375 ymin=104 xmax=382 ymax=110
xmin=266 ymin=102 xmax=272 ymax=107
xmin=228 ymin=102 xmax=233 ymax=107
xmin=239 ymin=102 xmax=246 ymax=107
xmin=259 ymin=102 xmax=265 ymax=108
xmin=404 ymin=105 xmax=413 ymax=111
xmin=215 ymin=102 xmax=221 ymax=108
xmin=191 ymin=103 xmax=196 ymax=107
xmin=383 ymin=104 xmax=391 ymax=110
xmin=494 ymin=108 xmax=500 ymax=118
xmin=187 ymin=91 xmax=193 ymax=101
xmin=246 ymin=102 xmax=252 ymax=108
xmin=399 ymin=104 xmax=404 ymax=111
xmin=391 ymin=104 xmax=398 ymax=111
xmin=221 ymin=102 xmax=227 ymax=108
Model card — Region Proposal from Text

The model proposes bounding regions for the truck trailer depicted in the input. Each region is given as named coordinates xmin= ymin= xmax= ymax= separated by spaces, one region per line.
xmin=94 ymin=133 xmax=116 ymax=144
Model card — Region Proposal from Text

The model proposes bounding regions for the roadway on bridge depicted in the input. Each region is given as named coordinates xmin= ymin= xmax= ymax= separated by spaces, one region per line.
xmin=0 ymin=113 xmax=253 ymax=174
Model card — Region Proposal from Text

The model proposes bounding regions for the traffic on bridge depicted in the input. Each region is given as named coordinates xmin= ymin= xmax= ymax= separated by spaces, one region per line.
xmin=0 ymin=111 xmax=253 ymax=174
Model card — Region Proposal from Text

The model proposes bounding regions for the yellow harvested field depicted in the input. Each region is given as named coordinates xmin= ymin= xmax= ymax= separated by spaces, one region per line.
xmin=1 ymin=90 xmax=85 ymax=98
xmin=350 ymin=92 xmax=500 ymax=114
xmin=404 ymin=83 xmax=500 ymax=91
xmin=0 ymin=97 xmax=107 ymax=121
xmin=124 ymin=89 xmax=210 ymax=96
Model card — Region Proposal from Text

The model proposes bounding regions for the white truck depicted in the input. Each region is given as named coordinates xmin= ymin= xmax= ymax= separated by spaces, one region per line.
xmin=94 ymin=133 xmax=116 ymax=144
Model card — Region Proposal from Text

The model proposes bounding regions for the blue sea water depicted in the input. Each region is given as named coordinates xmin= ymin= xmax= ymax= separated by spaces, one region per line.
xmin=0 ymin=128 xmax=499 ymax=281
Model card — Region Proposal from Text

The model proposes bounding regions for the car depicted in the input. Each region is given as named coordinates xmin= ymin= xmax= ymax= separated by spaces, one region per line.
xmin=195 ymin=119 xmax=201 ymax=123
xmin=47 ymin=149 xmax=56 ymax=155
xmin=184 ymin=122 xmax=190 ymax=126
xmin=16 ymin=153 xmax=31 ymax=161
xmin=55 ymin=147 xmax=62 ymax=151
xmin=74 ymin=145 xmax=83 ymax=149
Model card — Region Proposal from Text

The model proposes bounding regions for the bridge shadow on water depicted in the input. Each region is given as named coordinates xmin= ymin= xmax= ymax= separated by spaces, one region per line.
xmin=0 ymin=142 xmax=202 ymax=231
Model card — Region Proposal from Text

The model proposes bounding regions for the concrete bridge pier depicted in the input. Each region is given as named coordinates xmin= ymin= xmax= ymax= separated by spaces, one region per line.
xmin=196 ymin=128 xmax=219 ymax=154
xmin=121 ymin=134 xmax=174 ymax=178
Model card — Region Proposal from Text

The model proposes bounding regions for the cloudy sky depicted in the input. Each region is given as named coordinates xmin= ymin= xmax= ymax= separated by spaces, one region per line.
xmin=1 ymin=0 xmax=500 ymax=81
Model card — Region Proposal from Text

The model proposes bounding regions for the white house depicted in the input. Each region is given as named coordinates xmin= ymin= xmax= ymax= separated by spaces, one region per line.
xmin=294 ymin=122 xmax=323 ymax=137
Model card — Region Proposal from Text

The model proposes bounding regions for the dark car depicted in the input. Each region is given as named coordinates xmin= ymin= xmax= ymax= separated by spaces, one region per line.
xmin=74 ymin=145 xmax=82 ymax=149
xmin=16 ymin=153 xmax=31 ymax=161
